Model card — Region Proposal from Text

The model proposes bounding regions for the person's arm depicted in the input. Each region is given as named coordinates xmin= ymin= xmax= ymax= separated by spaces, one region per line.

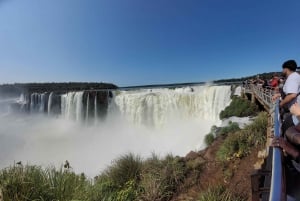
xmin=279 ymin=93 xmax=297 ymax=108
xmin=271 ymin=137 xmax=300 ymax=161
xmin=286 ymin=126 xmax=300 ymax=145
xmin=290 ymin=103 xmax=300 ymax=117
xmin=272 ymin=93 xmax=281 ymax=101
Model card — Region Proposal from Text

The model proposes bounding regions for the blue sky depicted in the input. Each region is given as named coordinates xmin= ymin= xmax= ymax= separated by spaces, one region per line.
xmin=0 ymin=0 xmax=299 ymax=86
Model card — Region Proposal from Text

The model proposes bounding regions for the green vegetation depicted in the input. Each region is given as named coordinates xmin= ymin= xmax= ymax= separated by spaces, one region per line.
xmin=214 ymin=71 xmax=281 ymax=84
xmin=0 ymin=165 xmax=91 ymax=201
xmin=0 ymin=82 xmax=118 ymax=95
xmin=220 ymin=96 xmax=259 ymax=119
xmin=218 ymin=122 xmax=240 ymax=137
xmin=198 ymin=185 xmax=246 ymax=201
xmin=217 ymin=112 xmax=268 ymax=162
xmin=204 ymin=121 xmax=240 ymax=146
xmin=0 ymin=153 xmax=187 ymax=201
xmin=204 ymin=133 xmax=215 ymax=146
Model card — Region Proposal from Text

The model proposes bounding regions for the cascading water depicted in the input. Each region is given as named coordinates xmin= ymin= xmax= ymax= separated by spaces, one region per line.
xmin=1 ymin=84 xmax=233 ymax=177
xmin=48 ymin=92 xmax=53 ymax=115
xmin=94 ymin=92 xmax=98 ymax=122
xmin=61 ymin=92 xmax=84 ymax=121
xmin=39 ymin=93 xmax=46 ymax=112
xmin=112 ymin=85 xmax=231 ymax=128
xmin=12 ymin=86 xmax=232 ymax=125
xmin=86 ymin=93 xmax=89 ymax=123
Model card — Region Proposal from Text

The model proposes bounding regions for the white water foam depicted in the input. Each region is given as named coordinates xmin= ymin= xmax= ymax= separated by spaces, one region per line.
xmin=0 ymin=85 xmax=232 ymax=177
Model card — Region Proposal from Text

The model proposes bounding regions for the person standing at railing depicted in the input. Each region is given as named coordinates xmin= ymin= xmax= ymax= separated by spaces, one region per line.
xmin=271 ymin=60 xmax=300 ymax=201
xmin=272 ymin=60 xmax=300 ymax=134
xmin=272 ymin=102 xmax=300 ymax=200
xmin=270 ymin=73 xmax=280 ymax=90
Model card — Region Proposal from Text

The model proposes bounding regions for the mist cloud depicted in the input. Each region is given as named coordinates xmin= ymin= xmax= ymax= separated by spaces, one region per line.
xmin=0 ymin=112 xmax=213 ymax=177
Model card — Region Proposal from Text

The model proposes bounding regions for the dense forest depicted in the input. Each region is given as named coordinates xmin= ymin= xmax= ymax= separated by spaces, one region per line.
xmin=0 ymin=82 xmax=118 ymax=98
xmin=214 ymin=71 xmax=282 ymax=84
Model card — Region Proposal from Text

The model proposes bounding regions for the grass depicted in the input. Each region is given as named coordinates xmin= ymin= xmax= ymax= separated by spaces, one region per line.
xmin=216 ymin=112 xmax=268 ymax=162
xmin=0 ymin=153 xmax=188 ymax=201
xmin=0 ymin=164 xmax=91 ymax=201
xmin=198 ymin=185 xmax=246 ymax=201
xmin=204 ymin=121 xmax=241 ymax=146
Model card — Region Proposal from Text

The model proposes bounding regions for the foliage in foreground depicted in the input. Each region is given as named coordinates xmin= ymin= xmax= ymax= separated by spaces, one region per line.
xmin=204 ymin=122 xmax=240 ymax=146
xmin=198 ymin=185 xmax=246 ymax=201
xmin=0 ymin=165 xmax=91 ymax=201
xmin=220 ymin=96 xmax=259 ymax=119
xmin=217 ymin=112 xmax=268 ymax=161
xmin=0 ymin=153 xmax=188 ymax=201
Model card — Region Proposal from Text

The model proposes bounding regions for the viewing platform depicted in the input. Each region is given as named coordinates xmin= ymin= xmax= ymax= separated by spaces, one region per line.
xmin=243 ymin=84 xmax=285 ymax=201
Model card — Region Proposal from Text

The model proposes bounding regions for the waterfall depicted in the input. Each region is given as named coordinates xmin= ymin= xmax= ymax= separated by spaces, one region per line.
xmin=94 ymin=92 xmax=98 ymax=123
xmin=1 ymin=84 xmax=235 ymax=176
xmin=48 ymin=92 xmax=54 ymax=115
xmin=11 ymin=85 xmax=232 ymax=127
xmin=86 ymin=93 xmax=89 ymax=123
xmin=61 ymin=92 xmax=84 ymax=121
xmin=112 ymin=85 xmax=232 ymax=128
xmin=39 ymin=93 xmax=46 ymax=112
xmin=30 ymin=93 xmax=35 ymax=112
xmin=75 ymin=92 xmax=84 ymax=121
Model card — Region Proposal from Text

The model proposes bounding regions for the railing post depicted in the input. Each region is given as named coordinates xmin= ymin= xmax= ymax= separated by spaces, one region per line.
xmin=244 ymin=85 xmax=285 ymax=201
xmin=269 ymin=100 xmax=284 ymax=201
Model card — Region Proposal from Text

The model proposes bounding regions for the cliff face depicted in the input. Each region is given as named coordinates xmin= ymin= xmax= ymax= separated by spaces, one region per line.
xmin=171 ymin=136 xmax=261 ymax=201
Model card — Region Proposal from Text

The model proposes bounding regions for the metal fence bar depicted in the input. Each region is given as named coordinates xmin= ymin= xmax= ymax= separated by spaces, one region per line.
xmin=244 ymin=84 xmax=284 ymax=200
xmin=269 ymin=100 xmax=284 ymax=201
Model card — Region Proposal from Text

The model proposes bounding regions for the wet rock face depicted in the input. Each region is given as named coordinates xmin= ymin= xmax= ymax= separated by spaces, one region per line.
xmin=83 ymin=91 xmax=111 ymax=120
xmin=48 ymin=93 xmax=61 ymax=115
xmin=12 ymin=90 xmax=114 ymax=121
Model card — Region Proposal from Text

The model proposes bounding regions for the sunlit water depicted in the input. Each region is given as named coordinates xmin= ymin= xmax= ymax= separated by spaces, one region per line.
xmin=0 ymin=85 xmax=232 ymax=177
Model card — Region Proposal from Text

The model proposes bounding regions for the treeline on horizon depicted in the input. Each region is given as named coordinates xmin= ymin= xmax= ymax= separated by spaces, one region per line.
xmin=0 ymin=71 xmax=286 ymax=98
xmin=0 ymin=82 xmax=118 ymax=98
xmin=214 ymin=71 xmax=282 ymax=83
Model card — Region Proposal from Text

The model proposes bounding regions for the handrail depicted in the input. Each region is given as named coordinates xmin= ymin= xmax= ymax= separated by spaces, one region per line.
xmin=244 ymin=85 xmax=285 ymax=200
xmin=244 ymin=84 xmax=274 ymax=109
xmin=269 ymin=100 xmax=284 ymax=201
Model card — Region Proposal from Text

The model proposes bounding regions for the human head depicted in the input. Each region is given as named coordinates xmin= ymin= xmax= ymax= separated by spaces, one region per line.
xmin=282 ymin=60 xmax=297 ymax=77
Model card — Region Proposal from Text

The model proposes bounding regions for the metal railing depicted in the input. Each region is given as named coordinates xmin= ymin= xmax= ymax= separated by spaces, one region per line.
xmin=243 ymin=84 xmax=284 ymax=201
xmin=244 ymin=84 xmax=274 ymax=109
xmin=269 ymin=100 xmax=284 ymax=201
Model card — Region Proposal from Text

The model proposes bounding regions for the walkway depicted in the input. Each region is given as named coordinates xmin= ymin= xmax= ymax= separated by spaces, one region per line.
xmin=243 ymin=84 xmax=284 ymax=201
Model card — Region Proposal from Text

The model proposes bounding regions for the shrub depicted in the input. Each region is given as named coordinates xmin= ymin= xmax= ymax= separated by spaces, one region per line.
xmin=218 ymin=122 xmax=240 ymax=137
xmin=244 ymin=112 xmax=268 ymax=145
xmin=198 ymin=185 xmax=246 ymax=201
xmin=95 ymin=153 xmax=142 ymax=201
xmin=0 ymin=165 xmax=91 ymax=201
xmin=104 ymin=153 xmax=142 ymax=187
xmin=220 ymin=96 xmax=259 ymax=119
xmin=205 ymin=133 xmax=215 ymax=146
xmin=216 ymin=112 xmax=268 ymax=162
xmin=138 ymin=154 xmax=187 ymax=201
xmin=90 ymin=175 xmax=119 ymax=201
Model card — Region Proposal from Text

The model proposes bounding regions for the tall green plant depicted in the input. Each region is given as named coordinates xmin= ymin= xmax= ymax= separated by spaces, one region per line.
xmin=198 ymin=186 xmax=246 ymax=201
xmin=93 ymin=153 xmax=142 ymax=201
xmin=220 ymin=96 xmax=259 ymax=119
xmin=217 ymin=112 xmax=268 ymax=162
xmin=0 ymin=165 xmax=91 ymax=201
xmin=138 ymin=154 xmax=186 ymax=201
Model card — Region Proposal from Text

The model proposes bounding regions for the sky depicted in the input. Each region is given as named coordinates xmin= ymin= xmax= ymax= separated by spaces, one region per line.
xmin=0 ymin=0 xmax=300 ymax=87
